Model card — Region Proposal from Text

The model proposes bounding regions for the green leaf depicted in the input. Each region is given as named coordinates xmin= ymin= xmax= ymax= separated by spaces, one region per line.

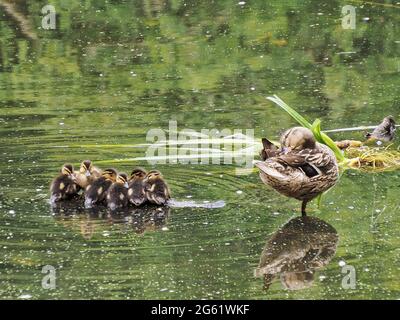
xmin=267 ymin=95 xmax=346 ymax=162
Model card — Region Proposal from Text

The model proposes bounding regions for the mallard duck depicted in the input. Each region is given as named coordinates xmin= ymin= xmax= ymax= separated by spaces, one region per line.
xmin=366 ymin=115 xmax=396 ymax=144
xmin=144 ymin=170 xmax=171 ymax=205
xmin=106 ymin=172 xmax=129 ymax=211
xmin=128 ymin=167 xmax=147 ymax=206
xmin=260 ymin=138 xmax=281 ymax=161
xmin=255 ymin=127 xmax=339 ymax=216
xmin=50 ymin=164 xmax=79 ymax=204
xmin=74 ymin=160 xmax=102 ymax=189
xmin=84 ymin=168 xmax=117 ymax=208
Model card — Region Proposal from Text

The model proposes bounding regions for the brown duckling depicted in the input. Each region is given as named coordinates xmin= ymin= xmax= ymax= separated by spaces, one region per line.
xmin=144 ymin=170 xmax=171 ymax=205
xmin=106 ymin=173 xmax=129 ymax=211
xmin=366 ymin=115 xmax=396 ymax=144
xmin=84 ymin=168 xmax=117 ymax=208
xmin=255 ymin=127 xmax=339 ymax=216
xmin=50 ymin=164 xmax=79 ymax=204
xmin=127 ymin=167 xmax=147 ymax=206
xmin=74 ymin=160 xmax=102 ymax=189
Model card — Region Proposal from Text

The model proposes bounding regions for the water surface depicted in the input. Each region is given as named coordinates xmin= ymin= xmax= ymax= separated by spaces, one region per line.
xmin=0 ymin=0 xmax=399 ymax=299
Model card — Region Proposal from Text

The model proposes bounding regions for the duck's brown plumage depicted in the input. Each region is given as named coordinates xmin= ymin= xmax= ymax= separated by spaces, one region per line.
xmin=128 ymin=168 xmax=147 ymax=206
xmin=255 ymin=127 xmax=339 ymax=216
xmin=144 ymin=170 xmax=171 ymax=205
xmin=50 ymin=164 xmax=79 ymax=203
xmin=74 ymin=160 xmax=102 ymax=189
xmin=106 ymin=173 xmax=129 ymax=211
xmin=84 ymin=168 xmax=117 ymax=207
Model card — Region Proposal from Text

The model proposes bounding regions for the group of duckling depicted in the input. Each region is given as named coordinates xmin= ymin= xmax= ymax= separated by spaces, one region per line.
xmin=50 ymin=161 xmax=171 ymax=211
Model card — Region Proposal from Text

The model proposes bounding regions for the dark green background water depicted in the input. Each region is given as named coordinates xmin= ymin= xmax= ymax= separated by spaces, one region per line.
xmin=0 ymin=0 xmax=399 ymax=299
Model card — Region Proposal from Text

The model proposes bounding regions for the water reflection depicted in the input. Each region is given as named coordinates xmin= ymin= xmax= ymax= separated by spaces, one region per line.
xmin=51 ymin=201 xmax=170 ymax=239
xmin=255 ymin=216 xmax=338 ymax=291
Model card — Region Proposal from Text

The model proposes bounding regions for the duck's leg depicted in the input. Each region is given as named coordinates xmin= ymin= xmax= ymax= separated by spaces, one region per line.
xmin=301 ymin=200 xmax=308 ymax=216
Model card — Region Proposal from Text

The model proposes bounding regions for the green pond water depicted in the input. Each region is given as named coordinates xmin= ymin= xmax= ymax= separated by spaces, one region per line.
xmin=0 ymin=0 xmax=400 ymax=300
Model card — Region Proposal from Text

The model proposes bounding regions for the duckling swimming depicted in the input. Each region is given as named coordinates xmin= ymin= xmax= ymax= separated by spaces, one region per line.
xmin=255 ymin=127 xmax=339 ymax=216
xmin=74 ymin=160 xmax=102 ymax=189
xmin=128 ymin=167 xmax=147 ymax=206
xmin=84 ymin=168 xmax=117 ymax=208
xmin=106 ymin=173 xmax=129 ymax=211
xmin=144 ymin=170 xmax=171 ymax=205
xmin=366 ymin=115 xmax=396 ymax=144
xmin=50 ymin=164 xmax=79 ymax=204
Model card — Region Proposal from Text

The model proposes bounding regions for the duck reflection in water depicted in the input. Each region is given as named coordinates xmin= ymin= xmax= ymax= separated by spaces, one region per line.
xmin=51 ymin=201 xmax=170 ymax=239
xmin=255 ymin=216 xmax=338 ymax=291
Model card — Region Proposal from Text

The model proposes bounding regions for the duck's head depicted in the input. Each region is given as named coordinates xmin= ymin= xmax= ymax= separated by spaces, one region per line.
xmin=280 ymin=127 xmax=316 ymax=152
xmin=102 ymin=168 xmax=118 ymax=182
xmin=116 ymin=173 xmax=129 ymax=188
xmin=61 ymin=164 xmax=74 ymax=177
xmin=130 ymin=167 xmax=147 ymax=181
xmin=144 ymin=170 xmax=162 ymax=182
xmin=79 ymin=160 xmax=93 ymax=177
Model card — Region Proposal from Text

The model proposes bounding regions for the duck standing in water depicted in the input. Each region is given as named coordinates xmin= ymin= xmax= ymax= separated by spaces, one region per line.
xmin=50 ymin=164 xmax=79 ymax=204
xmin=128 ymin=168 xmax=147 ymax=206
xmin=366 ymin=116 xmax=396 ymax=144
xmin=106 ymin=173 xmax=129 ymax=211
xmin=74 ymin=160 xmax=102 ymax=190
xmin=255 ymin=127 xmax=339 ymax=216
xmin=84 ymin=168 xmax=117 ymax=208
xmin=144 ymin=170 xmax=171 ymax=205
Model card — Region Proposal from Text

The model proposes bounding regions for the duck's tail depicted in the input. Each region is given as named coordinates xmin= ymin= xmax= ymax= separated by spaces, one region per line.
xmin=253 ymin=160 xmax=286 ymax=180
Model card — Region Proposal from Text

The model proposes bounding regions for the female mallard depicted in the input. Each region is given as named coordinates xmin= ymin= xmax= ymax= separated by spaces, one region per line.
xmin=255 ymin=127 xmax=339 ymax=216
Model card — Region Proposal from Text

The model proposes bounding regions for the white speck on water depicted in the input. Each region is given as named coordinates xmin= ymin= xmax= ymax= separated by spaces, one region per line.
xmin=363 ymin=17 xmax=370 ymax=21
xmin=272 ymin=212 xmax=280 ymax=216
xmin=160 ymin=288 xmax=168 ymax=292
xmin=375 ymin=209 xmax=381 ymax=213
xmin=102 ymin=231 xmax=110 ymax=237
xmin=250 ymin=87 xmax=255 ymax=91
xmin=339 ymin=260 xmax=346 ymax=267
xmin=319 ymin=275 xmax=326 ymax=281
xmin=365 ymin=268 xmax=370 ymax=272
xmin=8 ymin=210 xmax=15 ymax=215
xmin=225 ymin=242 xmax=230 ymax=246
xmin=161 ymin=227 xmax=168 ymax=231
xmin=236 ymin=190 xmax=243 ymax=195
xmin=238 ymin=1 xmax=246 ymax=5
xmin=36 ymin=189 xmax=42 ymax=192
xmin=348 ymin=206 xmax=354 ymax=210
xmin=18 ymin=294 xmax=32 ymax=299
xmin=59 ymin=122 xmax=64 ymax=126
xmin=186 ymin=195 xmax=193 ymax=198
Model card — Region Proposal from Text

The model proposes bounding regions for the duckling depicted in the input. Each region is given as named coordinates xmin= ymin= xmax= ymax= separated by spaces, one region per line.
xmin=106 ymin=173 xmax=129 ymax=211
xmin=84 ymin=168 xmax=117 ymax=208
xmin=144 ymin=170 xmax=171 ymax=205
xmin=74 ymin=160 xmax=102 ymax=189
xmin=366 ymin=115 xmax=396 ymax=144
xmin=255 ymin=127 xmax=339 ymax=216
xmin=127 ymin=167 xmax=147 ymax=206
xmin=50 ymin=164 xmax=79 ymax=204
